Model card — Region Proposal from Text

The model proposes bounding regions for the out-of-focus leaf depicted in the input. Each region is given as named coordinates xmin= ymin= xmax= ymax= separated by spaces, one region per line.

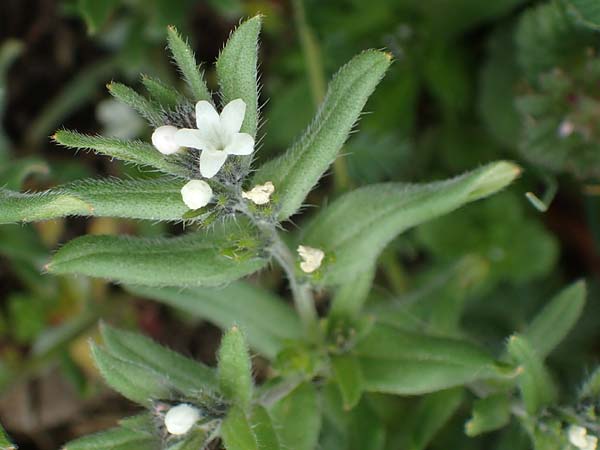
xmin=465 ymin=393 xmax=511 ymax=436
xmin=126 ymin=282 xmax=302 ymax=358
xmin=221 ymin=406 xmax=260 ymax=450
xmin=100 ymin=324 xmax=217 ymax=392
xmin=53 ymin=130 xmax=186 ymax=176
xmin=63 ymin=424 xmax=157 ymax=450
xmin=255 ymin=50 xmax=391 ymax=220
xmin=579 ymin=366 xmax=600 ymax=399
xmin=269 ymin=383 xmax=321 ymax=450
xmin=329 ymin=266 xmax=375 ymax=320
xmin=77 ymin=0 xmax=119 ymax=34
xmin=303 ymin=162 xmax=520 ymax=286
xmin=332 ymin=354 xmax=364 ymax=410
xmin=218 ymin=327 xmax=253 ymax=409
xmin=107 ymin=82 xmax=163 ymax=126
xmin=524 ymin=281 xmax=586 ymax=359
xmin=506 ymin=335 xmax=556 ymax=414
xmin=216 ymin=16 xmax=261 ymax=138
xmin=47 ymin=222 xmax=267 ymax=287
xmin=0 ymin=178 xmax=190 ymax=224
xmin=0 ymin=422 xmax=15 ymax=450
xmin=565 ymin=0 xmax=600 ymax=29
xmin=355 ymin=324 xmax=513 ymax=395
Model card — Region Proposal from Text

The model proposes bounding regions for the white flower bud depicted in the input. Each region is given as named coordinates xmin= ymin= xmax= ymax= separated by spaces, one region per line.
xmin=152 ymin=125 xmax=181 ymax=155
xmin=164 ymin=403 xmax=200 ymax=435
xmin=181 ymin=180 xmax=213 ymax=210
xmin=558 ymin=120 xmax=575 ymax=138
xmin=242 ymin=181 xmax=275 ymax=205
xmin=569 ymin=425 xmax=598 ymax=450
xmin=297 ymin=245 xmax=325 ymax=273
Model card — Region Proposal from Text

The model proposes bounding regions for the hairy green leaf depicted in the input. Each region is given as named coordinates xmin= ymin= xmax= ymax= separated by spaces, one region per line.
xmin=167 ymin=26 xmax=211 ymax=102
xmin=0 ymin=178 xmax=189 ymax=224
xmin=126 ymin=282 xmax=302 ymax=358
xmin=250 ymin=406 xmax=281 ymax=450
xmin=90 ymin=343 xmax=171 ymax=405
xmin=141 ymin=75 xmax=185 ymax=109
xmin=329 ymin=266 xmax=375 ymax=320
xmin=355 ymin=324 xmax=512 ymax=395
xmin=218 ymin=327 xmax=253 ymax=409
xmin=465 ymin=393 xmax=511 ymax=437
xmin=216 ymin=16 xmax=261 ymax=137
xmin=332 ymin=354 xmax=364 ymax=410
xmin=221 ymin=406 xmax=259 ymax=450
xmin=524 ymin=280 xmax=586 ymax=359
xmin=100 ymin=324 xmax=217 ymax=392
xmin=303 ymin=161 xmax=520 ymax=285
xmin=255 ymin=50 xmax=392 ymax=220
xmin=507 ymin=335 xmax=556 ymax=414
xmin=107 ymin=82 xmax=163 ymax=126
xmin=47 ymin=223 xmax=267 ymax=287
xmin=53 ymin=130 xmax=186 ymax=176
xmin=63 ymin=424 xmax=157 ymax=450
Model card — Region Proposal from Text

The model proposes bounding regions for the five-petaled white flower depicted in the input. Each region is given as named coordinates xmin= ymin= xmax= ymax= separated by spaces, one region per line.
xmin=174 ymin=99 xmax=254 ymax=178
xmin=164 ymin=403 xmax=200 ymax=435
xmin=297 ymin=245 xmax=325 ymax=273
xmin=181 ymin=180 xmax=213 ymax=210
xmin=569 ymin=425 xmax=598 ymax=450
xmin=242 ymin=181 xmax=275 ymax=205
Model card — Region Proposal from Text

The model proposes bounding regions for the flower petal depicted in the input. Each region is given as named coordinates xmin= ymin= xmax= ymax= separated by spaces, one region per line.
xmin=199 ymin=150 xmax=228 ymax=178
xmin=174 ymin=128 xmax=215 ymax=151
xmin=225 ymin=132 xmax=254 ymax=156
xmin=195 ymin=100 xmax=220 ymax=130
xmin=220 ymin=98 xmax=246 ymax=135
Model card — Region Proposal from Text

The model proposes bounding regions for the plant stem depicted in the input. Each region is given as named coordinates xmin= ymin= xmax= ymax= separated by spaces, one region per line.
xmin=292 ymin=0 xmax=351 ymax=192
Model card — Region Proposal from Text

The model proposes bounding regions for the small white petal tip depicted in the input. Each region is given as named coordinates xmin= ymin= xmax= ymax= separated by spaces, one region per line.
xmin=181 ymin=180 xmax=213 ymax=210
xmin=152 ymin=125 xmax=181 ymax=155
xmin=164 ymin=403 xmax=200 ymax=435
xmin=297 ymin=245 xmax=325 ymax=273
xmin=242 ymin=181 xmax=275 ymax=205
xmin=569 ymin=425 xmax=598 ymax=450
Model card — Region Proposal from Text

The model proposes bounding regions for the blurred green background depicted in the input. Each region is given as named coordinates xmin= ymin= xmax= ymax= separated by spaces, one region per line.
xmin=1 ymin=0 xmax=600 ymax=448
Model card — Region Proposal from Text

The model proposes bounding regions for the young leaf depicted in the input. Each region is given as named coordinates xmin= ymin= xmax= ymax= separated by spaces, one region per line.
xmin=77 ymin=0 xmax=118 ymax=34
xmin=107 ymin=82 xmax=164 ymax=126
xmin=269 ymin=383 xmax=321 ymax=450
xmin=523 ymin=280 xmax=586 ymax=359
xmin=53 ymin=130 xmax=186 ymax=176
xmin=329 ymin=266 xmax=375 ymax=319
xmin=63 ymin=424 xmax=157 ymax=450
xmin=506 ymin=335 xmax=556 ymax=414
xmin=465 ymin=393 xmax=511 ymax=437
xmin=167 ymin=26 xmax=211 ymax=102
xmin=90 ymin=343 xmax=172 ymax=405
xmin=355 ymin=323 xmax=512 ymax=395
xmin=255 ymin=50 xmax=392 ymax=220
xmin=126 ymin=282 xmax=302 ymax=358
xmin=250 ymin=406 xmax=281 ymax=450
xmin=0 ymin=423 xmax=15 ymax=450
xmin=221 ymin=406 xmax=260 ymax=450
xmin=218 ymin=326 xmax=253 ymax=409
xmin=47 ymin=223 xmax=268 ymax=287
xmin=141 ymin=75 xmax=185 ymax=108
xmin=216 ymin=16 xmax=261 ymax=137
xmin=100 ymin=324 xmax=218 ymax=392
xmin=303 ymin=161 xmax=520 ymax=285
xmin=565 ymin=0 xmax=600 ymax=29
xmin=331 ymin=354 xmax=364 ymax=410
xmin=0 ymin=178 xmax=189 ymax=224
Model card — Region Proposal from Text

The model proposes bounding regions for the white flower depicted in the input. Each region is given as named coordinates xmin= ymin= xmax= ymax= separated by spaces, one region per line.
xmin=569 ymin=425 xmax=598 ymax=450
xmin=242 ymin=181 xmax=275 ymax=205
xmin=558 ymin=120 xmax=575 ymax=138
xmin=152 ymin=125 xmax=182 ymax=155
xmin=174 ymin=99 xmax=254 ymax=178
xmin=164 ymin=403 xmax=200 ymax=435
xmin=297 ymin=245 xmax=325 ymax=273
xmin=181 ymin=180 xmax=213 ymax=210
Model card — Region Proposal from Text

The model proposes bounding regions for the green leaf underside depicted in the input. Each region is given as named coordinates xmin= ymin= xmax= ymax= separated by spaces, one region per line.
xmin=255 ymin=50 xmax=392 ymax=220
xmin=64 ymin=425 xmax=156 ymax=450
xmin=53 ymin=130 xmax=186 ymax=176
xmin=218 ymin=327 xmax=253 ymax=409
xmin=216 ymin=16 xmax=261 ymax=137
xmin=167 ymin=26 xmax=211 ymax=102
xmin=0 ymin=178 xmax=189 ymax=224
xmin=221 ymin=406 xmax=260 ymax=450
xmin=47 ymin=225 xmax=267 ymax=287
xmin=355 ymin=324 xmax=508 ymax=395
xmin=101 ymin=324 xmax=218 ymax=392
xmin=304 ymin=161 xmax=520 ymax=285
xmin=126 ymin=282 xmax=302 ymax=358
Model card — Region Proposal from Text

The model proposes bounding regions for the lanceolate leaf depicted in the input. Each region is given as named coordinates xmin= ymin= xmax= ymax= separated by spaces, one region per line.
xmin=221 ymin=406 xmax=260 ymax=450
xmin=47 ymin=223 xmax=268 ymax=287
xmin=355 ymin=323 xmax=512 ymax=395
xmin=255 ymin=50 xmax=392 ymax=220
xmin=465 ymin=393 xmax=511 ymax=437
xmin=524 ymin=280 xmax=586 ymax=359
xmin=218 ymin=327 xmax=253 ymax=409
xmin=107 ymin=82 xmax=164 ymax=126
xmin=141 ymin=75 xmax=185 ymax=109
xmin=0 ymin=178 xmax=189 ymax=224
xmin=63 ymin=424 xmax=157 ymax=450
xmin=216 ymin=16 xmax=261 ymax=137
xmin=126 ymin=282 xmax=302 ymax=358
xmin=303 ymin=161 xmax=520 ymax=286
xmin=53 ymin=130 xmax=186 ymax=176
xmin=100 ymin=324 xmax=218 ymax=392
